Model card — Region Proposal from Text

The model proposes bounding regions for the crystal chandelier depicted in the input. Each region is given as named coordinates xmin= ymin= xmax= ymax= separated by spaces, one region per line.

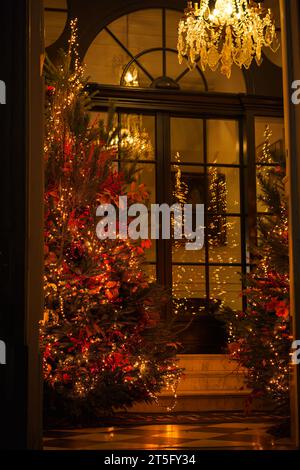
xmin=177 ymin=0 xmax=279 ymax=79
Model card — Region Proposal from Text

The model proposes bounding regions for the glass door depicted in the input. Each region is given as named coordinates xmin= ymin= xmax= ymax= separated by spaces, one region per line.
xmin=94 ymin=109 xmax=246 ymax=353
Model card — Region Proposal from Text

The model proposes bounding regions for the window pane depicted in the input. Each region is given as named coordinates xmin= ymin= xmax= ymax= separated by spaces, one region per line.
xmin=208 ymin=167 xmax=240 ymax=214
xmin=143 ymin=264 xmax=157 ymax=282
xmin=210 ymin=266 xmax=243 ymax=310
xmin=170 ymin=165 xmax=240 ymax=213
xmin=127 ymin=10 xmax=162 ymax=55
xmin=178 ymin=68 xmax=206 ymax=92
xmin=107 ymin=10 xmax=162 ymax=56
xmin=138 ymin=51 xmax=163 ymax=83
xmin=172 ymin=265 xmax=206 ymax=300
xmin=172 ymin=243 xmax=206 ymax=264
xmin=255 ymin=117 xmax=284 ymax=163
xmin=207 ymin=120 xmax=239 ymax=164
xmin=120 ymin=162 xmax=156 ymax=204
xmin=144 ymin=240 xmax=156 ymax=262
xmin=208 ymin=217 xmax=241 ymax=264
xmin=166 ymin=51 xmax=185 ymax=81
xmin=119 ymin=114 xmax=155 ymax=160
xmin=166 ymin=9 xmax=181 ymax=50
xmin=171 ymin=118 xmax=204 ymax=163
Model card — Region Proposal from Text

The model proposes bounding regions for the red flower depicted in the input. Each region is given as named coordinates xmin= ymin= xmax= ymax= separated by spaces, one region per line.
xmin=275 ymin=301 xmax=289 ymax=318
xmin=266 ymin=298 xmax=289 ymax=318
xmin=62 ymin=373 xmax=71 ymax=383
xmin=141 ymin=239 xmax=152 ymax=250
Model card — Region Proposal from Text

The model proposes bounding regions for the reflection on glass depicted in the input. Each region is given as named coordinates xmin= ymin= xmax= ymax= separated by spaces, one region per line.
xmin=173 ymin=265 xmax=205 ymax=299
xmin=207 ymin=120 xmax=239 ymax=164
xmin=120 ymin=163 xmax=156 ymax=204
xmin=143 ymin=263 xmax=157 ymax=282
xmin=166 ymin=51 xmax=185 ymax=81
xmin=171 ymin=165 xmax=205 ymax=203
xmin=171 ymin=118 xmax=204 ymax=163
xmin=172 ymin=244 xmax=205 ymax=264
xmin=210 ymin=266 xmax=242 ymax=310
xmin=122 ymin=64 xmax=140 ymax=87
xmin=171 ymin=162 xmax=205 ymax=262
xmin=204 ymin=66 xmax=246 ymax=94
xmin=208 ymin=167 xmax=240 ymax=213
xmin=172 ymin=265 xmax=206 ymax=317
xmin=144 ymin=239 xmax=156 ymax=262
xmin=119 ymin=114 xmax=155 ymax=160
xmin=125 ymin=9 xmax=162 ymax=55
xmin=138 ymin=51 xmax=163 ymax=83
xmin=85 ymin=29 xmax=137 ymax=86
xmin=172 ymin=265 xmax=206 ymax=316
xmin=179 ymin=68 xmax=206 ymax=92
xmin=255 ymin=117 xmax=284 ymax=163
xmin=89 ymin=111 xmax=109 ymax=127
xmin=256 ymin=166 xmax=274 ymax=213
xmin=208 ymin=217 xmax=241 ymax=264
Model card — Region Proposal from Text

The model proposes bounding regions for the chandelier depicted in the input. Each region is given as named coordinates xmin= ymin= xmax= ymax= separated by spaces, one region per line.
xmin=177 ymin=0 xmax=279 ymax=79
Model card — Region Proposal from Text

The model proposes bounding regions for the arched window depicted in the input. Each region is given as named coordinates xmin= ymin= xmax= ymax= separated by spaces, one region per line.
xmin=84 ymin=8 xmax=246 ymax=94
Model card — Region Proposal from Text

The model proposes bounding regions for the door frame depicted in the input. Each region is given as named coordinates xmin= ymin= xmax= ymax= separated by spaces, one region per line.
xmin=3 ymin=0 xmax=300 ymax=450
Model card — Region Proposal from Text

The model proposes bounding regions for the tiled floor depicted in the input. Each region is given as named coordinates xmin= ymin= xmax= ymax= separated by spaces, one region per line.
xmin=44 ymin=412 xmax=295 ymax=450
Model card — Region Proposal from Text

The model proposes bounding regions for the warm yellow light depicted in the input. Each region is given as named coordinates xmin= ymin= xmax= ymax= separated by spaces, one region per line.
xmin=178 ymin=0 xmax=279 ymax=78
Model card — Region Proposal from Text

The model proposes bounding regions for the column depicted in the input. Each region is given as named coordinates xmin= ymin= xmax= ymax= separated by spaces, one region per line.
xmin=280 ymin=0 xmax=300 ymax=447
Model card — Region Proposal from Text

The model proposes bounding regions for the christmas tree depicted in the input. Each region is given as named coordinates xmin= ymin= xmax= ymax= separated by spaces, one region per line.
xmin=41 ymin=20 xmax=181 ymax=423
xmin=221 ymin=126 xmax=291 ymax=414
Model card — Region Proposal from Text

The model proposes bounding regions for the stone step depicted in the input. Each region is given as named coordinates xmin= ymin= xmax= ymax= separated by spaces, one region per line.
xmin=127 ymin=354 xmax=255 ymax=413
xmin=129 ymin=390 xmax=256 ymax=413
xmin=176 ymin=354 xmax=248 ymax=392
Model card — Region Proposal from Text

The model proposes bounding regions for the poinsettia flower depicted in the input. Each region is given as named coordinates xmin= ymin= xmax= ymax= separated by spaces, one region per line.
xmin=141 ymin=239 xmax=152 ymax=250
xmin=265 ymin=297 xmax=289 ymax=318
xmin=62 ymin=373 xmax=71 ymax=383
xmin=275 ymin=301 xmax=289 ymax=318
